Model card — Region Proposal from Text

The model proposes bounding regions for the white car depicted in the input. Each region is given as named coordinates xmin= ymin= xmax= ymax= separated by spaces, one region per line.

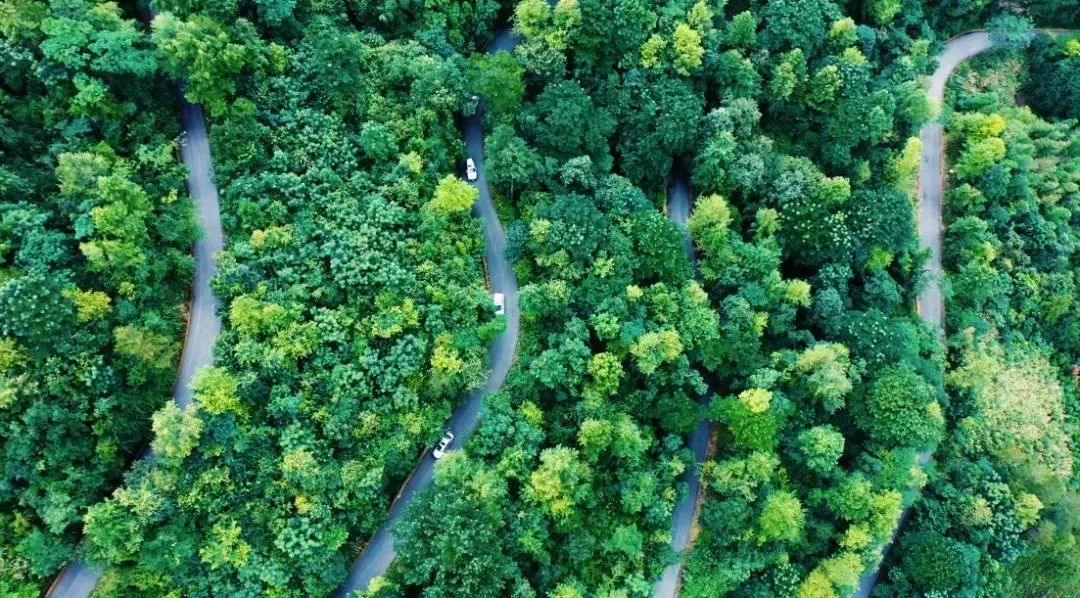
xmin=466 ymin=158 xmax=478 ymax=181
xmin=493 ymin=292 xmax=505 ymax=315
xmin=433 ymin=430 xmax=455 ymax=459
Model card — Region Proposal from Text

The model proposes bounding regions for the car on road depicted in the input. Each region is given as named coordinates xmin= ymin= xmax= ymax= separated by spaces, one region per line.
xmin=466 ymin=158 xmax=478 ymax=181
xmin=433 ymin=430 xmax=455 ymax=459
xmin=493 ymin=292 xmax=505 ymax=315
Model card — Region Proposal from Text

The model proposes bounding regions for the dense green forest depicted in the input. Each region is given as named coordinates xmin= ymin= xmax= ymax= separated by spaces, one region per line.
xmin=1 ymin=0 xmax=1079 ymax=596
xmin=877 ymin=33 xmax=1080 ymax=596
xmin=74 ymin=2 xmax=504 ymax=595
xmin=387 ymin=0 xmax=945 ymax=596
xmin=0 ymin=2 xmax=196 ymax=593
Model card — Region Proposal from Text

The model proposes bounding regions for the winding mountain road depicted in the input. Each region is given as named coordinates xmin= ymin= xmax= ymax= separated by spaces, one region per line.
xmin=854 ymin=29 xmax=1072 ymax=598
xmin=652 ymin=173 xmax=712 ymax=598
xmin=52 ymin=18 xmax=1052 ymax=598
xmin=852 ymin=30 xmax=990 ymax=598
xmin=46 ymin=97 xmax=224 ymax=597
xmin=336 ymin=17 xmax=714 ymax=595
xmin=333 ymin=28 xmax=523 ymax=598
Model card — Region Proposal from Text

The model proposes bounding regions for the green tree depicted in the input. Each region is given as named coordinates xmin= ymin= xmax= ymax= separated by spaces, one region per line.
xmin=152 ymin=13 xmax=263 ymax=116
xmin=394 ymin=455 xmax=516 ymax=596
xmin=855 ymin=365 xmax=943 ymax=449
xmin=426 ymin=175 xmax=479 ymax=215
xmin=759 ymin=491 xmax=805 ymax=543
xmin=468 ymin=51 xmax=525 ymax=116
xmin=672 ymin=23 xmax=703 ymax=76
xmin=796 ymin=425 xmax=845 ymax=475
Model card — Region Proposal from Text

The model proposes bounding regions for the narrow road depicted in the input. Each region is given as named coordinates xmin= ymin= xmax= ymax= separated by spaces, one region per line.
xmin=653 ymin=172 xmax=712 ymax=598
xmin=333 ymin=30 xmax=523 ymax=598
xmin=851 ymin=30 xmax=987 ymax=598
xmin=853 ymin=29 xmax=1072 ymax=597
xmin=46 ymin=96 xmax=224 ymax=598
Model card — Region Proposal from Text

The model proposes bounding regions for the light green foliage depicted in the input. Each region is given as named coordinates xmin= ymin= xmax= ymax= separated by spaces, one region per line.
xmin=954 ymin=136 xmax=1006 ymax=180
xmin=113 ymin=325 xmax=179 ymax=374
xmin=769 ymin=49 xmax=806 ymax=100
xmin=948 ymin=340 xmax=1073 ymax=479
xmin=828 ymin=18 xmax=857 ymax=48
xmin=527 ymin=446 xmax=592 ymax=520
xmin=687 ymin=193 xmax=732 ymax=257
xmin=629 ymin=329 xmax=683 ymax=375
xmin=672 ymin=23 xmax=704 ymax=76
xmin=152 ymin=13 xmax=263 ymax=116
xmin=639 ymin=34 xmax=666 ymax=69
xmin=150 ymin=402 xmax=203 ymax=464
xmin=866 ymin=0 xmax=902 ymax=25
xmin=759 ymin=491 xmax=805 ymax=542
xmin=514 ymin=0 xmax=551 ymax=39
xmin=585 ymin=352 xmax=623 ymax=400
xmin=199 ymin=520 xmax=251 ymax=571
xmin=63 ymin=288 xmax=111 ymax=323
xmin=427 ymin=175 xmax=479 ymax=215
xmin=797 ymin=425 xmax=845 ymax=474
xmin=189 ymin=366 xmax=243 ymax=417
xmin=785 ymin=280 xmax=812 ymax=307
xmin=791 ymin=344 xmax=853 ymax=413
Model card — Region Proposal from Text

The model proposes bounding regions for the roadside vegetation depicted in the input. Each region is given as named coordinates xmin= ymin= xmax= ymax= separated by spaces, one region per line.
xmin=877 ymin=30 xmax=1080 ymax=597
xmin=0 ymin=3 xmax=196 ymax=593
xmin=72 ymin=3 xmax=497 ymax=595
xmin=2 ymin=0 xmax=1079 ymax=596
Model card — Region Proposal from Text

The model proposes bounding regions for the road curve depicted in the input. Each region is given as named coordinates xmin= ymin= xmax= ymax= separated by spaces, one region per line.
xmin=333 ymin=32 xmax=523 ymax=598
xmin=851 ymin=30 xmax=988 ymax=598
xmin=46 ymin=97 xmax=224 ymax=597
xmin=652 ymin=172 xmax=712 ymax=598
xmin=853 ymin=29 xmax=1075 ymax=598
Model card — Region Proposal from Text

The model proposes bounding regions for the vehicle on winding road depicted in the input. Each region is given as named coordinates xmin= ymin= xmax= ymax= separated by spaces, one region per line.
xmin=432 ymin=430 xmax=455 ymax=460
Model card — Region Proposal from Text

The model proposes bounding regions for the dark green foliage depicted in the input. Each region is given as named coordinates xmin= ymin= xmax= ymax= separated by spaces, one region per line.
xmin=1026 ymin=33 xmax=1080 ymax=120
xmin=391 ymin=454 xmax=518 ymax=596
xmin=898 ymin=531 xmax=980 ymax=593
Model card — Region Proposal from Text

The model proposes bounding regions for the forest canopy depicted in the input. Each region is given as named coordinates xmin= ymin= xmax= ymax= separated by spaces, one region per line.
xmin=1 ymin=0 xmax=1079 ymax=596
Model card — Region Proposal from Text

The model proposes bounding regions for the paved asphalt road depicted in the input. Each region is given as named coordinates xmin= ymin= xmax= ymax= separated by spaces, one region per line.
xmin=333 ymin=29 xmax=523 ymax=598
xmin=851 ymin=30 xmax=1067 ymax=598
xmin=46 ymin=97 xmax=224 ymax=598
xmin=652 ymin=172 xmax=712 ymax=598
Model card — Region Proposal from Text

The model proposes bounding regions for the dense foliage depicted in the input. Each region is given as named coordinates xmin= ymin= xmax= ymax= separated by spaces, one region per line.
xmin=70 ymin=2 xmax=498 ymax=595
xmin=919 ymin=0 xmax=1080 ymax=34
xmin=0 ymin=2 xmax=196 ymax=593
xmin=1026 ymin=33 xmax=1080 ymax=120
xmin=877 ymin=41 xmax=1080 ymax=597
xmin=378 ymin=0 xmax=949 ymax=596
xmin=3 ymin=0 xmax=1079 ymax=596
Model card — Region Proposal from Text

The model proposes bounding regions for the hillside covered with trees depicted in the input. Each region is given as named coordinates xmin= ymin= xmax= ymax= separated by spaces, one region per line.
xmin=877 ymin=30 xmax=1080 ymax=597
xmin=1 ymin=2 xmax=196 ymax=592
xmin=1 ymin=0 xmax=1078 ymax=597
